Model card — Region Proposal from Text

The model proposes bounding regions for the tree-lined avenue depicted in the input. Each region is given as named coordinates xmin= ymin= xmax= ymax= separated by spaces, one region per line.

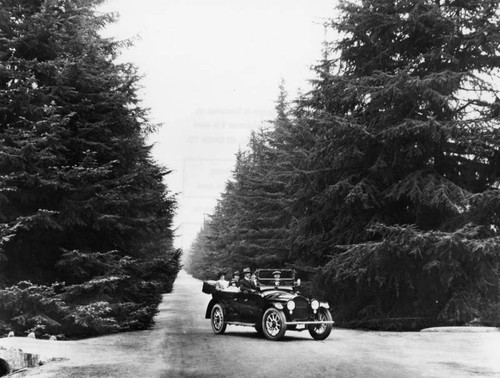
xmin=1 ymin=270 xmax=499 ymax=377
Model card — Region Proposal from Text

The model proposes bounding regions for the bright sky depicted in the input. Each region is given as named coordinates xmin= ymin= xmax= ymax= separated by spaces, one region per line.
xmin=100 ymin=0 xmax=337 ymax=252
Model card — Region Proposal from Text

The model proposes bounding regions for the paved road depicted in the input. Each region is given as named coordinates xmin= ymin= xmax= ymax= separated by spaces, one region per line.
xmin=2 ymin=270 xmax=500 ymax=377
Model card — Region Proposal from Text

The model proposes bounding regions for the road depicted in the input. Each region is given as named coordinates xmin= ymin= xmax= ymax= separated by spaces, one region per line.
xmin=1 ymin=270 xmax=499 ymax=377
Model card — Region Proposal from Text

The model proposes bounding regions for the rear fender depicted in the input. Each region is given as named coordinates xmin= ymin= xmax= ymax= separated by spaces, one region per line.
xmin=206 ymin=299 xmax=228 ymax=319
xmin=205 ymin=299 xmax=217 ymax=319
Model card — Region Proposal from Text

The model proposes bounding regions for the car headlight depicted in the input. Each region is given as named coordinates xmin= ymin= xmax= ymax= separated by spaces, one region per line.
xmin=286 ymin=301 xmax=295 ymax=311
xmin=311 ymin=299 xmax=319 ymax=310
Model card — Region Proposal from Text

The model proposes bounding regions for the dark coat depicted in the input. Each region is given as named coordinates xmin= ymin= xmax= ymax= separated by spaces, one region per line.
xmin=239 ymin=277 xmax=257 ymax=292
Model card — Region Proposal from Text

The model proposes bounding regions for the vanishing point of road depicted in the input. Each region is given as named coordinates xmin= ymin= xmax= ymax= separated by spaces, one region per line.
xmin=2 ymin=270 xmax=499 ymax=377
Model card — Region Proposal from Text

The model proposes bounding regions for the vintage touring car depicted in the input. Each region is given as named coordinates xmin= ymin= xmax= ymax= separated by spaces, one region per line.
xmin=202 ymin=269 xmax=334 ymax=341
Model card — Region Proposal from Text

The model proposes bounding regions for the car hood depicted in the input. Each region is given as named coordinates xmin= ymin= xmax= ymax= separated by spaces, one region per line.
xmin=262 ymin=291 xmax=299 ymax=302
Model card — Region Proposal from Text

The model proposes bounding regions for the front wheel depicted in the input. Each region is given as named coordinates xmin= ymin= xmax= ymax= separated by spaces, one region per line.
xmin=262 ymin=308 xmax=287 ymax=341
xmin=211 ymin=303 xmax=226 ymax=334
xmin=308 ymin=307 xmax=333 ymax=340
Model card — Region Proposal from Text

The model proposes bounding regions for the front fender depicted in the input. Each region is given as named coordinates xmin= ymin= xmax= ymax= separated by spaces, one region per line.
xmin=270 ymin=302 xmax=284 ymax=310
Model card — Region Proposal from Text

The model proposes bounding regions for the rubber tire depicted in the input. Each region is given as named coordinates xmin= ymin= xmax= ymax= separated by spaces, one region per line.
xmin=261 ymin=307 xmax=287 ymax=341
xmin=308 ymin=307 xmax=333 ymax=340
xmin=211 ymin=303 xmax=227 ymax=334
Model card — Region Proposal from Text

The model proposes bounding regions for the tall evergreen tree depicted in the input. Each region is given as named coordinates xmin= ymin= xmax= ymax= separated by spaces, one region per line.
xmin=301 ymin=0 xmax=500 ymax=327
xmin=188 ymin=0 xmax=500 ymax=329
xmin=186 ymin=84 xmax=296 ymax=276
xmin=0 ymin=0 xmax=180 ymax=336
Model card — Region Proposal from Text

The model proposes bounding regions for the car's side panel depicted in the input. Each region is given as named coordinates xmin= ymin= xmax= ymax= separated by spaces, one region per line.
xmin=221 ymin=292 xmax=240 ymax=321
xmin=206 ymin=291 xmax=241 ymax=320
xmin=236 ymin=292 xmax=267 ymax=323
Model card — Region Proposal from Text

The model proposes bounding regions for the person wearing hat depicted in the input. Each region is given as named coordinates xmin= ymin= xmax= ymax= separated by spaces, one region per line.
xmin=273 ymin=270 xmax=281 ymax=287
xmin=239 ymin=267 xmax=258 ymax=293
xmin=232 ymin=271 xmax=240 ymax=287
xmin=215 ymin=271 xmax=228 ymax=291
xmin=226 ymin=279 xmax=239 ymax=292
xmin=251 ymin=272 xmax=258 ymax=287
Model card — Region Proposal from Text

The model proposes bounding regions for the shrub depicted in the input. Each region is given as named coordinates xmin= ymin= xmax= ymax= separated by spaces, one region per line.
xmin=480 ymin=302 xmax=500 ymax=327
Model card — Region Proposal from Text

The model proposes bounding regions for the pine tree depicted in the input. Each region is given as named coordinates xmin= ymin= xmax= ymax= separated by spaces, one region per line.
xmin=303 ymin=0 xmax=500 ymax=328
xmin=185 ymin=221 xmax=223 ymax=280
xmin=186 ymin=84 xmax=295 ymax=276
xmin=0 ymin=0 xmax=180 ymax=337
xmin=185 ymin=0 xmax=500 ymax=329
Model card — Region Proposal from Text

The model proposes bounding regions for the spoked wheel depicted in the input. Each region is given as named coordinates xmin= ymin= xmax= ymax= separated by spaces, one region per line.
xmin=262 ymin=307 xmax=287 ymax=341
xmin=211 ymin=303 xmax=227 ymax=334
xmin=308 ymin=307 xmax=333 ymax=340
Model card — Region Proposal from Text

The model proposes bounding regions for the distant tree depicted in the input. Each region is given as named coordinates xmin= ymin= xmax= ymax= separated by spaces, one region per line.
xmin=185 ymin=222 xmax=221 ymax=280
xmin=0 ymin=0 xmax=180 ymax=336
xmin=224 ymin=130 xmax=291 ymax=267
xmin=186 ymin=83 xmax=295 ymax=277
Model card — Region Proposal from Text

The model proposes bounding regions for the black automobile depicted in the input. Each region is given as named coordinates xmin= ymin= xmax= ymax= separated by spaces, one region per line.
xmin=202 ymin=269 xmax=334 ymax=341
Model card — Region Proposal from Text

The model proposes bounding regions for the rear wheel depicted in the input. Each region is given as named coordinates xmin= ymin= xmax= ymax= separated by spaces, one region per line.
xmin=262 ymin=308 xmax=287 ymax=341
xmin=211 ymin=303 xmax=226 ymax=334
xmin=308 ymin=307 xmax=333 ymax=340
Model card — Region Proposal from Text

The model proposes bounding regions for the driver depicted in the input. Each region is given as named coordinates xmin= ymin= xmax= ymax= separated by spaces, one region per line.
xmin=273 ymin=270 xmax=281 ymax=287
xmin=239 ymin=267 xmax=258 ymax=293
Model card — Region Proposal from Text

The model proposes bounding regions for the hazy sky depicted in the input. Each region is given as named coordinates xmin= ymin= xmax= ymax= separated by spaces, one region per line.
xmin=100 ymin=0 xmax=337 ymax=250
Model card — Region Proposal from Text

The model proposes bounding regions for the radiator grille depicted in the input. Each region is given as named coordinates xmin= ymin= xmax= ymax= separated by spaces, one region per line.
xmin=292 ymin=297 xmax=309 ymax=320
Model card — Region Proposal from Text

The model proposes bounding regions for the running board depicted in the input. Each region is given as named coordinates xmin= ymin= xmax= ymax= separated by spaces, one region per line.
xmin=225 ymin=320 xmax=335 ymax=326
xmin=225 ymin=322 xmax=255 ymax=327
xmin=286 ymin=321 xmax=335 ymax=325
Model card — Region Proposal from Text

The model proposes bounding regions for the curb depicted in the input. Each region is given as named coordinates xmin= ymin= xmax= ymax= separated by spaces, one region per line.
xmin=420 ymin=326 xmax=500 ymax=333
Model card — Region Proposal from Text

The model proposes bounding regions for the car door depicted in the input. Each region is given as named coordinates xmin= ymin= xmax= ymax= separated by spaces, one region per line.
xmin=236 ymin=291 xmax=264 ymax=323
xmin=221 ymin=292 xmax=240 ymax=321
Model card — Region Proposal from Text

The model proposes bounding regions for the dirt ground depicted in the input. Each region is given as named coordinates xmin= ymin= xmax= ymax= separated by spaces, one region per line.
xmin=1 ymin=270 xmax=499 ymax=378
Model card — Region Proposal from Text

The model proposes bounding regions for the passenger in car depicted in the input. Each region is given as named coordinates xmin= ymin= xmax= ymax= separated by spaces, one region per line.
xmin=225 ymin=279 xmax=240 ymax=292
xmin=215 ymin=271 xmax=228 ymax=291
xmin=232 ymin=271 xmax=240 ymax=287
xmin=239 ymin=267 xmax=258 ymax=293
xmin=251 ymin=272 xmax=258 ymax=287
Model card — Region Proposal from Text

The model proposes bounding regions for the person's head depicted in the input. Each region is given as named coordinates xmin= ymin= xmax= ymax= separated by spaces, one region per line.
xmin=243 ymin=267 xmax=252 ymax=278
xmin=230 ymin=279 xmax=237 ymax=287
xmin=217 ymin=271 xmax=226 ymax=280
xmin=273 ymin=270 xmax=281 ymax=279
xmin=251 ymin=273 xmax=256 ymax=280
xmin=233 ymin=271 xmax=240 ymax=280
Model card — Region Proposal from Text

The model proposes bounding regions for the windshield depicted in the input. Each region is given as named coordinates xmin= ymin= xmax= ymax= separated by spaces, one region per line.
xmin=256 ymin=269 xmax=295 ymax=287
